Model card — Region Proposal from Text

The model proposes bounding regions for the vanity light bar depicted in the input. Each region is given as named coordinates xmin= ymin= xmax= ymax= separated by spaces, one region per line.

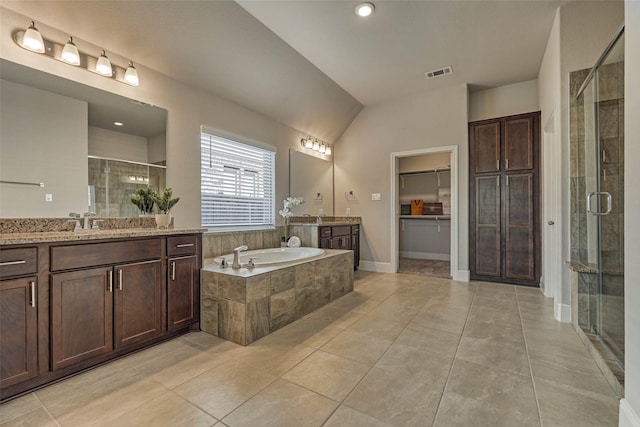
xmin=299 ymin=137 xmax=333 ymax=156
xmin=13 ymin=25 xmax=140 ymax=87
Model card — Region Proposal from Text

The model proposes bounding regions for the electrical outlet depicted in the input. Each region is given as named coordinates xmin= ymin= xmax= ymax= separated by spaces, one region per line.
xmin=45 ymin=193 xmax=53 ymax=202
xmin=371 ymin=193 xmax=381 ymax=201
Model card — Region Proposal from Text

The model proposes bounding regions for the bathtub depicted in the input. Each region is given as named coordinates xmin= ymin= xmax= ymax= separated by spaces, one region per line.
xmin=214 ymin=246 xmax=324 ymax=266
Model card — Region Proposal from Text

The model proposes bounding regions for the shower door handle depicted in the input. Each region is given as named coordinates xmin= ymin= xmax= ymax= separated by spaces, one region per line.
xmin=586 ymin=192 xmax=612 ymax=215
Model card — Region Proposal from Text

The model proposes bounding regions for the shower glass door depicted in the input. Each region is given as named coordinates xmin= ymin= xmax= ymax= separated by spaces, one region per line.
xmin=577 ymin=31 xmax=625 ymax=366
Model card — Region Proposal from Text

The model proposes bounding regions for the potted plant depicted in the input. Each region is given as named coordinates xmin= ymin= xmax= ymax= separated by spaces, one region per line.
xmin=151 ymin=188 xmax=180 ymax=228
xmin=130 ymin=188 xmax=156 ymax=216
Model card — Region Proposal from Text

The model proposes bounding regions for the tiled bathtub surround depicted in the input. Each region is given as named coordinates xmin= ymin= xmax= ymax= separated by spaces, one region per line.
xmin=201 ymin=250 xmax=354 ymax=345
xmin=202 ymin=228 xmax=285 ymax=258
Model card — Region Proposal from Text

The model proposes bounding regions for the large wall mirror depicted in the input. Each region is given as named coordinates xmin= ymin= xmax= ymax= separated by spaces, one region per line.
xmin=0 ymin=59 xmax=167 ymax=218
xmin=289 ymin=149 xmax=333 ymax=216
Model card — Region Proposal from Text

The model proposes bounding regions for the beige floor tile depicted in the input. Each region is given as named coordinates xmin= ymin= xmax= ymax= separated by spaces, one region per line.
xmin=462 ymin=317 xmax=525 ymax=347
xmin=234 ymin=342 xmax=316 ymax=377
xmin=179 ymin=331 xmax=242 ymax=353
xmin=344 ymin=367 xmax=443 ymax=427
xmin=0 ymin=393 xmax=42 ymax=424
xmin=321 ymin=330 xmax=393 ymax=366
xmin=222 ymin=379 xmax=338 ymax=427
xmin=394 ymin=324 xmax=461 ymax=357
xmin=445 ymin=359 xmax=538 ymax=415
xmin=519 ymin=301 xmax=555 ymax=319
xmin=257 ymin=316 xmax=344 ymax=349
xmin=476 ymin=285 xmax=518 ymax=301
xmin=409 ymin=308 xmax=468 ymax=335
xmin=323 ymin=405 xmax=394 ymax=427
xmin=282 ymin=350 xmax=369 ymax=401
xmin=535 ymin=377 xmax=619 ymax=427
xmin=433 ymin=391 xmax=541 ymax=427
xmin=174 ymin=361 xmax=277 ymax=419
xmin=375 ymin=342 xmax=453 ymax=382
xmin=304 ymin=305 xmax=366 ymax=329
xmin=517 ymin=292 xmax=552 ymax=306
xmin=131 ymin=344 xmax=231 ymax=389
xmin=456 ymin=336 xmax=530 ymax=376
xmin=0 ymin=407 xmax=59 ymax=427
xmin=41 ymin=370 xmax=168 ymax=427
xmin=345 ymin=314 xmax=407 ymax=341
xmin=474 ymin=295 xmax=521 ymax=312
xmin=108 ymin=391 xmax=216 ymax=427
xmin=529 ymin=350 xmax=616 ymax=398
xmin=467 ymin=304 xmax=522 ymax=325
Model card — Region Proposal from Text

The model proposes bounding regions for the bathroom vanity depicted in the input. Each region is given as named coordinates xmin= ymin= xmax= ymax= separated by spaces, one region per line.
xmin=0 ymin=224 xmax=203 ymax=401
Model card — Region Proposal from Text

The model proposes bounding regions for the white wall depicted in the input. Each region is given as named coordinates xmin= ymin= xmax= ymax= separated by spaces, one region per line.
xmin=334 ymin=84 xmax=468 ymax=274
xmin=88 ymin=126 xmax=148 ymax=163
xmin=0 ymin=79 xmax=88 ymax=217
xmin=468 ymin=79 xmax=539 ymax=122
xmin=621 ymin=2 xmax=640 ymax=426
xmin=0 ymin=7 xmax=313 ymax=228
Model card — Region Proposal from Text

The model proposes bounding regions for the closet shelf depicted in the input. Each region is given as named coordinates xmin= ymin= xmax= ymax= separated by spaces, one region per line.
xmin=400 ymin=215 xmax=451 ymax=220
xmin=399 ymin=168 xmax=451 ymax=176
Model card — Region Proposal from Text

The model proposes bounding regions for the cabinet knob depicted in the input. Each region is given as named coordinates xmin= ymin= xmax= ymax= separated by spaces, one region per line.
xmin=548 ymin=221 xmax=555 ymax=226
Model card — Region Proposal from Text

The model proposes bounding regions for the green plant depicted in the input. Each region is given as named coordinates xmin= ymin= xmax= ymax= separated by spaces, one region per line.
xmin=152 ymin=188 xmax=180 ymax=214
xmin=130 ymin=187 xmax=157 ymax=214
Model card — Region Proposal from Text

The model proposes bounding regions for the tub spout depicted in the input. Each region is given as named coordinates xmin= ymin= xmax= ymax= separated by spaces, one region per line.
xmin=232 ymin=245 xmax=248 ymax=269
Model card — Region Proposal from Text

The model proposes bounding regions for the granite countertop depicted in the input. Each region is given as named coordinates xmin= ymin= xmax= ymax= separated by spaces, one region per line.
xmin=0 ymin=228 xmax=207 ymax=245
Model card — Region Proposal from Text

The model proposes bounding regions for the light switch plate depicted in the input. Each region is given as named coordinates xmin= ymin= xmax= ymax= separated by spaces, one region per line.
xmin=371 ymin=193 xmax=381 ymax=201
xmin=45 ymin=193 xmax=53 ymax=202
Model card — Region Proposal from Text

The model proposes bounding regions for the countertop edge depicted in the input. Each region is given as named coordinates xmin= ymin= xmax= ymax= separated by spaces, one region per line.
xmin=0 ymin=228 xmax=207 ymax=245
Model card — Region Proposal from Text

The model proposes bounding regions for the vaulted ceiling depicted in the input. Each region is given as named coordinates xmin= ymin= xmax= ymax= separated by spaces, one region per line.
xmin=1 ymin=0 xmax=569 ymax=141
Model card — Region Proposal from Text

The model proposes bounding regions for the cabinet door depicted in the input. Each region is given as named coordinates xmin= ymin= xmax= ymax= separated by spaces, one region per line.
xmin=504 ymin=116 xmax=534 ymax=171
xmin=319 ymin=238 xmax=331 ymax=249
xmin=351 ymin=230 xmax=360 ymax=269
xmin=168 ymin=256 xmax=198 ymax=331
xmin=0 ymin=277 xmax=38 ymax=387
xmin=472 ymin=122 xmax=501 ymax=173
xmin=475 ymin=176 xmax=501 ymax=277
xmin=505 ymin=173 xmax=535 ymax=280
xmin=331 ymin=235 xmax=351 ymax=250
xmin=114 ymin=260 xmax=162 ymax=349
xmin=51 ymin=267 xmax=113 ymax=371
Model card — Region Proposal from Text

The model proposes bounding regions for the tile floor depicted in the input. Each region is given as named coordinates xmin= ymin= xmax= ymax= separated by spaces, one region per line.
xmin=398 ymin=258 xmax=451 ymax=279
xmin=0 ymin=272 xmax=620 ymax=427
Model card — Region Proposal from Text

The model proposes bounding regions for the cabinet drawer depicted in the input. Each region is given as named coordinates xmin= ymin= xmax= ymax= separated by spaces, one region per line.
xmin=167 ymin=235 xmax=198 ymax=257
xmin=51 ymin=239 xmax=161 ymax=271
xmin=331 ymin=226 xmax=351 ymax=237
xmin=0 ymin=247 xmax=37 ymax=279
xmin=319 ymin=227 xmax=332 ymax=238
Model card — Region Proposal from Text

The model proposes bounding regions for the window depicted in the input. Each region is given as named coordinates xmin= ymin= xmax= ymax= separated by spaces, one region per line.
xmin=201 ymin=131 xmax=275 ymax=230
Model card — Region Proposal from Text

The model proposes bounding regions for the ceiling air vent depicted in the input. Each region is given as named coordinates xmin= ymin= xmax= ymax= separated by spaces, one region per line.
xmin=425 ymin=66 xmax=453 ymax=79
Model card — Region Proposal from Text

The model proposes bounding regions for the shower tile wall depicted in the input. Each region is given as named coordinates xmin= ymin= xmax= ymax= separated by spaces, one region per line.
xmin=570 ymin=62 xmax=625 ymax=359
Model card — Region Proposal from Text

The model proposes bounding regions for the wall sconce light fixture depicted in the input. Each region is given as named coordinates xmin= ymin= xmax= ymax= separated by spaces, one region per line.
xmin=14 ymin=20 xmax=140 ymax=86
xmin=299 ymin=136 xmax=333 ymax=156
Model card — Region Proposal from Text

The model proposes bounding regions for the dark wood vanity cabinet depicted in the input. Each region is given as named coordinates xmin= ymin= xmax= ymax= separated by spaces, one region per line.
xmin=319 ymin=225 xmax=360 ymax=269
xmin=0 ymin=233 xmax=201 ymax=400
xmin=469 ymin=112 xmax=540 ymax=286
xmin=0 ymin=247 xmax=39 ymax=389
xmin=167 ymin=235 xmax=200 ymax=331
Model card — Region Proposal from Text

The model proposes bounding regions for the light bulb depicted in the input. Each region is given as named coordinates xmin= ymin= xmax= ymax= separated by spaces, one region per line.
xmin=304 ymin=138 xmax=313 ymax=149
xmin=22 ymin=21 xmax=44 ymax=53
xmin=319 ymin=143 xmax=326 ymax=153
xmin=355 ymin=3 xmax=375 ymax=17
xmin=124 ymin=62 xmax=139 ymax=86
xmin=325 ymin=146 xmax=332 ymax=155
xmin=313 ymin=140 xmax=320 ymax=151
xmin=61 ymin=37 xmax=80 ymax=65
xmin=96 ymin=50 xmax=112 ymax=76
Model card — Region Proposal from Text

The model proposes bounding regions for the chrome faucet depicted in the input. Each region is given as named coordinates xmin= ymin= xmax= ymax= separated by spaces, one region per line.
xmin=232 ymin=245 xmax=248 ymax=269
xmin=83 ymin=212 xmax=96 ymax=230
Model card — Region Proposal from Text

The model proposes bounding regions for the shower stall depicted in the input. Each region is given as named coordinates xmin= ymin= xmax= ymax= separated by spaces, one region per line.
xmin=571 ymin=27 xmax=625 ymax=379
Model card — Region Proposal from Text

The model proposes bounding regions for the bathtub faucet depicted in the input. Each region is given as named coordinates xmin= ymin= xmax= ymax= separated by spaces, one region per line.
xmin=232 ymin=245 xmax=248 ymax=269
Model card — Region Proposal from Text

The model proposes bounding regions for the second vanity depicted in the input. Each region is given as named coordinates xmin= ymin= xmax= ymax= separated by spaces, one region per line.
xmin=0 ymin=219 xmax=204 ymax=401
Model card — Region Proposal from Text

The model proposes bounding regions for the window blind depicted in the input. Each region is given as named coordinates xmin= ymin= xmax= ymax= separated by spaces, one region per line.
xmin=201 ymin=132 xmax=275 ymax=230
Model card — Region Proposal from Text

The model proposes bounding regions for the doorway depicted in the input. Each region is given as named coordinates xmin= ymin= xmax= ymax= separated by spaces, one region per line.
xmin=390 ymin=146 xmax=459 ymax=279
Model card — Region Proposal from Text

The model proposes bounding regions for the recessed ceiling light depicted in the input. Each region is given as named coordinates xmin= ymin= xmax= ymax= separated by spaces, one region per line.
xmin=114 ymin=122 xmax=123 ymax=126
xmin=355 ymin=2 xmax=375 ymax=17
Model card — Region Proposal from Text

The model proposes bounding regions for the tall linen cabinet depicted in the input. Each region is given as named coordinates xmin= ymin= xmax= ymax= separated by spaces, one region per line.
xmin=469 ymin=112 xmax=541 ymax=286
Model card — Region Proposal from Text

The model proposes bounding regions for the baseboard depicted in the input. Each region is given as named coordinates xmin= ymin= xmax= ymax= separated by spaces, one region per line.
xmin=399 ymin=251 xmax=450 ymax=261
xmin=453 ymin=270 xmax=470 ymax=282
xmin=359 ymin=261 xmax=394 ymax=273
xmin=554 ymin=303 xmax=571 ymax=323
xmin=619 ymin=399 xmax=640 ymax=427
